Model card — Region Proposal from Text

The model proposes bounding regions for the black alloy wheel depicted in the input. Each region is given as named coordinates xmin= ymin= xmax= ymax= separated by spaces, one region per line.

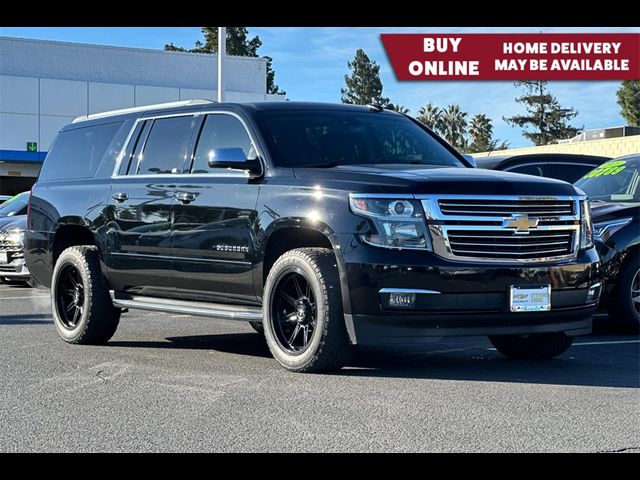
xmin=271 ymin=268 xmax=317 ymax=354
xmin=55 ymin=262 xmax=85 ymax=330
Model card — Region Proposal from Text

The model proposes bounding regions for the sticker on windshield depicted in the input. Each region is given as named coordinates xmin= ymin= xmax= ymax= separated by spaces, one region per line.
xmin=583 ymin=160 xmax=627 ymax=178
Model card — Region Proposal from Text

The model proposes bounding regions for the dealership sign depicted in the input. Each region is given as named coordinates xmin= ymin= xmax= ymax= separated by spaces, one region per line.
xmin=381 ymin=33 xmax=640 ymax=80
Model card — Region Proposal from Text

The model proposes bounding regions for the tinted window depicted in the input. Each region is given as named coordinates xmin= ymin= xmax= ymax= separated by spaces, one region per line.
xmin=507 ymin=164 xmax=547 ymax=177
xmin=257 ymin=110 xmax=464 ymax=168
xmin=135 ymin=116 xmax=194 ymax=175
xmin=575 ymin=157 xmax=640 ymax=202
xmin=39 ymin=122 xmax=123 ymax=181
xmin=0 ymin=192 xmax=29 ymax=217
xmin=553 ymin=164 xmax=595 ymax=183
xmin=191 ymin=115 xmax=254 ymax=173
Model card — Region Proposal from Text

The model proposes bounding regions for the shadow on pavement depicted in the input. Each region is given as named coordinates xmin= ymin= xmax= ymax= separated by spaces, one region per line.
xmin=107 ymin=331 xmax=638 ymax=389
xmin=0 ymin=313 xmax=52 ymax=325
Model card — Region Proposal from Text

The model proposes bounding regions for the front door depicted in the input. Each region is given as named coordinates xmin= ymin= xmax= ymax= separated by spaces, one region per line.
xmin=171 ymin=113 xmax=260 ymax=304
xmin=105 ymin=114 xmax=197 ymax=296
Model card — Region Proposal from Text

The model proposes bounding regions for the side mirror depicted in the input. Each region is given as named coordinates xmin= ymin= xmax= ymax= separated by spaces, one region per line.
xmin=207 ymin=147 xmax=261 ymax=175
xmin=463 ymin=154 xmax=477 ymax=168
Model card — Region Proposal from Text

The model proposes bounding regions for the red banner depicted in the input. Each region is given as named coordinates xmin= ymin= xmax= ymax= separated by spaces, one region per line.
xmin=381 ymin=33 xmax=640 ymax=80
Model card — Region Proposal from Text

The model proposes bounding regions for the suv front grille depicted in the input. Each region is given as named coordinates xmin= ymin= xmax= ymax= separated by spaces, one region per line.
xmin=0 ymin=240 xmax=22 ymax=253
xmin=422 ymin=196 xmax=582 ymax=263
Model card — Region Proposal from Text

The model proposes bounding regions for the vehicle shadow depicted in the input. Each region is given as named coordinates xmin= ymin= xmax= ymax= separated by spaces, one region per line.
xmin=0 ymin=313 xmax=52 ymax=325
xmin=107 ymin=332 xmax=638 ymax=388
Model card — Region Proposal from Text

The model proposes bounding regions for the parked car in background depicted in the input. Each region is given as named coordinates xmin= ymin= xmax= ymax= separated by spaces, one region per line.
xmin=575 ymin=154 xmax=640 ymax=330
xmin=475 ymin=153 xmax=610 ymax=183
xmin=0 ymin=195 xmax=11 ymax=204
xmin=0 ymin=192 xmax=32 ymax=285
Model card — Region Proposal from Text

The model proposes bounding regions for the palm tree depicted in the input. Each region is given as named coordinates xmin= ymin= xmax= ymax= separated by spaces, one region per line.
xmin=440 ymin=104 xmax=468 ymax=150
xmin=416 ymin=102 xmax=441 ymax=131
xmin=468 ymin=114 xmax=493 ymax=153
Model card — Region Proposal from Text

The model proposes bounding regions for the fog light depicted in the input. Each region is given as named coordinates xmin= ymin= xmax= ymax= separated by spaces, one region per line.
xmin=389 ymin=292 xmax=416 ymax=308
xmin=586 ymin=282 xmax=602 ymax=303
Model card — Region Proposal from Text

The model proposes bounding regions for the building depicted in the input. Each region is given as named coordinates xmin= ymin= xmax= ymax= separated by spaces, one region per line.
xmin=0 ymin=36 xmax=285 ymax=195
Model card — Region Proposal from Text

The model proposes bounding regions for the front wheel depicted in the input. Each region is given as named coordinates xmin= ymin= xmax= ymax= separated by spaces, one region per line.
xmin=607 ymin=252 xmax=640 ymax=331
xmin=489 ymin=332 xmax=574 ymax=360
xmin=51 ymin=245 xmax=120 ymax=345
xmin=263 ymin=248 xmax=352 ymax=373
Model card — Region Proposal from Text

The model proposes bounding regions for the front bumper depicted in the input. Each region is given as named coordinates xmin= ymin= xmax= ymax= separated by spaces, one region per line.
xmin=0 ymin=257 xmax=31 ymax=280
xmin=337 ymin=235 xmax=601 ymax=345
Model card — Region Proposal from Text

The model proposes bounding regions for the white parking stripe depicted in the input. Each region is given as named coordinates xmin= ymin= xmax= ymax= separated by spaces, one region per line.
xmin=1 ymin=295 xmax=50 ymax=300
xmin=573 ymin=340 xmax=640 ymax=346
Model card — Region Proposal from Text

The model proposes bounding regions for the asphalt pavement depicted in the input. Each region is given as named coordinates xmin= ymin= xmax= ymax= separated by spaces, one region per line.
xmin=0 ymin=281 xmax=638 ymax=452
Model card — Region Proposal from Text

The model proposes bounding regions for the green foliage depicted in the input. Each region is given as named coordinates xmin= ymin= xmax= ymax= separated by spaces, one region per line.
xmin=504 ymin=80 xmax=580 ymax=146
xmin=439 ymin=104 xmax=468 ymax=150
xmin=616 ymin=80 xmax=640 ymax=127
xmin=341 ymin=49 xmax=388 ymax=106
xmin=467 ymin=114 xmax=509 ymax=152
xmin=386 ymin=103 xmax=410 ymax=114
xmin=164 ymin=27 xmax=285 ymax=95
xmin=416 ymin=102 xmax=442 ymax=131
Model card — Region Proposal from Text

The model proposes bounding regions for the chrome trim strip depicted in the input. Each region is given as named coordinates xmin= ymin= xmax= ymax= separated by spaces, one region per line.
xmin=110 ymin=292 xmax=262 ymax=321
xmin=73 ymin=99 xmax=215 ymax=124
xmin=110 ymin=251 xmax=251 ymax=266
xmin=379 ymin=288 xmax=441 ymax=295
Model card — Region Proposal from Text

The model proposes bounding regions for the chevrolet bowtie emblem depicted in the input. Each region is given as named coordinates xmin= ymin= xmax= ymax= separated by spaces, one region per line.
xmin=503 ymin=214 xmax=539 ymax=233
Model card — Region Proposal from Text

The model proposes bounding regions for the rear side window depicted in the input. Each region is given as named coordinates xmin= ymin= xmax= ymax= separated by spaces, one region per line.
xmin=507 ymin=163 xmax=549 ymax=177
xmin=191 ymin=114 xmax=255 ymax=173
xmin=134 ymin=116 xmax=194 ymax=175
xmin=39 ymin=122 xmax=123 ymax=181
xmin=552 ymin=164 xmax=595 ymax=183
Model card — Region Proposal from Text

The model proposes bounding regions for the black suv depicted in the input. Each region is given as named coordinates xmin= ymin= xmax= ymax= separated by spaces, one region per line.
xmin=25 ymin=100 xmax=601 ymax=372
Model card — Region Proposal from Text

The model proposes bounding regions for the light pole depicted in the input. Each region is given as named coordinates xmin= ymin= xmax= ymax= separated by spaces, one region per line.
xmin=217 ymin=27 xmax=226 ymax=103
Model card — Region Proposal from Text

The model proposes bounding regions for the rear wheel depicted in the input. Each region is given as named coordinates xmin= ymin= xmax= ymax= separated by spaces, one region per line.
xmin=263 ymin=248 xmax=352 ymax=373
xmin=489 ymin=332 xmax=574 ymax=360
xmin=51 ymin=245 xmax=120 ymax=344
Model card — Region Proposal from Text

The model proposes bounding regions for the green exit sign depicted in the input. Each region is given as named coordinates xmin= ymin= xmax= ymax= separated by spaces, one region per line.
xmin=27 ymin=142 xmax=38 ymax=152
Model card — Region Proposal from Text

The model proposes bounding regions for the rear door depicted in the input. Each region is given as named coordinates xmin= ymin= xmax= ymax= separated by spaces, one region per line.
xmin=105 ymin=114 xmax=197 ymax=295
xmin=171 ymin=112 xmax=261 ymax=304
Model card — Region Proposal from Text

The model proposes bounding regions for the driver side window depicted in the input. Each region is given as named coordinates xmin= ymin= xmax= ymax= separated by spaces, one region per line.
xmin=191 ymin=114 xmax=255 ymax=174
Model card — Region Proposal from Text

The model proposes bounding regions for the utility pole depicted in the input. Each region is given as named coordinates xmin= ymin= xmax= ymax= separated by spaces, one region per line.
xmin=217 ymin=27 xmax=226 ymax=102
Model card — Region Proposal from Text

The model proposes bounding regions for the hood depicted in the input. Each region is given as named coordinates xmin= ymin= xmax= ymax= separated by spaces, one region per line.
xmin=590 ymin=201 xmax=640 ymax=223
xmin=0 ymin=214 xmax=27 ymax=233
xmin=293 ymin=165 xmax=579 ymax=196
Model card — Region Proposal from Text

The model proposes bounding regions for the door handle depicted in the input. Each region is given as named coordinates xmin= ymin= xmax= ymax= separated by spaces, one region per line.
xmin=175 ymin=192 xmax=196 ymax=204
xmin=112 ymin=192 xmax=128 ymax=202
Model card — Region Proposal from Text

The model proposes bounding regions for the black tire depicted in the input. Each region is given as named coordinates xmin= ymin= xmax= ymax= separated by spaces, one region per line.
xmin=249 ymin=321 xmax=264 ymax=334
xmin=263 ymin=248 xmax=352 ymax=373
xmin=51 ymin=245 xmax=120 ymax=345
xmin=489 ymin=332 xmax=574 ymax=360
xmin=607 ymin=252 xmax=640 ymax=332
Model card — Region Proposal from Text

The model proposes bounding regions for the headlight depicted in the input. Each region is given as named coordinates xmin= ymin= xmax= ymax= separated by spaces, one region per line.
xmin=580 ymin=200 xmax=593 ymax=249
xmin=593 ymin=217 xmax=632 ymax=242
xmin=6 ymin=230 xmax=24 ymax=246
xmin=349 ymin=195 xmax=432 ymax=250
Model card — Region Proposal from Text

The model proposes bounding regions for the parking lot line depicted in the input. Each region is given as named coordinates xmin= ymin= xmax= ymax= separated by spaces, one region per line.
xmin=573 ymin=340 xmax=640 ymax=346
xmin=1 ymin=295 xmax=50 ymax=300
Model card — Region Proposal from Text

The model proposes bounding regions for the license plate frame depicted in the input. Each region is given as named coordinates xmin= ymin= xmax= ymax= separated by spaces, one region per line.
xmin=509 ymin=285 xmax=551 ymax=312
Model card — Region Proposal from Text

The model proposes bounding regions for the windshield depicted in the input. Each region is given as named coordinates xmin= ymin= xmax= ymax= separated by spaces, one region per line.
xmin=257 ymin=110 xmax=465 ymax=168
xmin=0 ymin=192 xmax=29 ymax=217
xmin=575 ymin=156 xmax=640 ymax=202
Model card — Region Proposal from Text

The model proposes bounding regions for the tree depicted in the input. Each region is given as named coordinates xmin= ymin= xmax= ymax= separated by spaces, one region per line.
xmin=439 ymin=104 xmax=468 ymax=150
xmin=164 ymin=27 xmax=285 ymax=95
xmin=467 ymin=114 xmax=509 ymax=152
xmin=416 ymin=102 xmax=442 ymax=131
xmin=341 ymin=49 xmax=388 ymax=106
xmin=387 ymin=103 xmax=410 ymax=114
xmin=504 ymin=80 xmax=580 ymax=145
xmin=616 ymin=80 xmax=640 ymax=126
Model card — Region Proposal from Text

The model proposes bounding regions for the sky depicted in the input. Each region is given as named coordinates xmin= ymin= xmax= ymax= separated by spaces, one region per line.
xmin=1 ymin=26 xmax=638 ymax=148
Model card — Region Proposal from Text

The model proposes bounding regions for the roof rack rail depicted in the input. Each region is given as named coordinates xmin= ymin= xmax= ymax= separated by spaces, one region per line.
xmin=72 ymin=99 xmax=216 ymax=123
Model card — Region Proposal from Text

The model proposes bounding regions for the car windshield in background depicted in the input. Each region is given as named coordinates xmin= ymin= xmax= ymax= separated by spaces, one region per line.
xmin=575 ymin=156 xmax=640 ymax=202
xmin=257 ymin=110 xmax=465 ymax=168
xmin=0 ymin=192 xmax=29 ymax=217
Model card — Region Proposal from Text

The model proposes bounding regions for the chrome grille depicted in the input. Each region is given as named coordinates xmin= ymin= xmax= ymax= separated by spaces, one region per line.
xmin=0 ymin=240 xmax=21 ymax=253
xmin=421 ymin=195 xmax=582 ymax=263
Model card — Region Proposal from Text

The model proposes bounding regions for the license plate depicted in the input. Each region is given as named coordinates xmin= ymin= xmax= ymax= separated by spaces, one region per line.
xmin=509 ymin=285 xmax=551 ymax=312
xmin=0 ymin=251 xmax=7 ymax=264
